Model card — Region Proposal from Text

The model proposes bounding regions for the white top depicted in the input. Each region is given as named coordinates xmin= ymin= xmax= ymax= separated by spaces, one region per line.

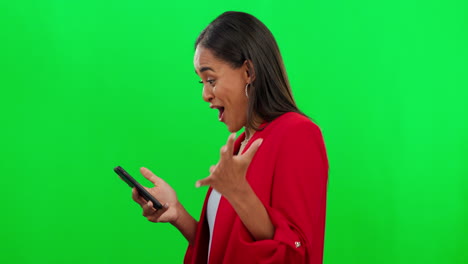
xmin=207 ymin=188 xmax=222 ymax=261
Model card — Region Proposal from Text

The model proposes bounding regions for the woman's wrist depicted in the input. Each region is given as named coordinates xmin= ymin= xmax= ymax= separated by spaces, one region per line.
xmin=170 ymin=202 xmax=198 ymax=245
xmin=226 ymin=182 xmax=259 ymax=216
xmin=224 ymin=180 xmax=252 ymax=204
xmin=170 ymin=201 xmax=187 ymax=226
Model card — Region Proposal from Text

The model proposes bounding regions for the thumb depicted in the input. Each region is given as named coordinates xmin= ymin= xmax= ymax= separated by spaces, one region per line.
xmin=242 ymin=138 xmax=263 ymax=162
xmin=140 ymin=167 xmax=162 ymax=186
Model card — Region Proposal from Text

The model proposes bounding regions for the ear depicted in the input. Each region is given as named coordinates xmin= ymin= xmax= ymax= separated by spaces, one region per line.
xmin=243 ymin=60 xmax=256 ymax=83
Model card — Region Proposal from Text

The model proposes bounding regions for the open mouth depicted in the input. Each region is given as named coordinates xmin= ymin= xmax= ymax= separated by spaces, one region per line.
xmin=210 ymin=104 xmax=225 ymax=122
xmin=217 ymin=107 xmax=225 ymax=121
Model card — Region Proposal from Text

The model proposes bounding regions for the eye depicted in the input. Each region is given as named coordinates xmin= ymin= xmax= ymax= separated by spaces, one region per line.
xmin=199 ymin=79 xmax=216 ymax=85
xmin=199 ymin=79 xmax=216 ymax=86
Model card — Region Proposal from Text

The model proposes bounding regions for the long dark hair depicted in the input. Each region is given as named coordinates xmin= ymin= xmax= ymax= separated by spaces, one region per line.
xmin=195 ymin=11 xmax=305 ymax=130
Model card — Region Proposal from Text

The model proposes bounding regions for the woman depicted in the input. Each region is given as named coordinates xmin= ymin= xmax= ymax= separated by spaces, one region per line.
xmin=131 ymin=11 xmax=329 ymax=264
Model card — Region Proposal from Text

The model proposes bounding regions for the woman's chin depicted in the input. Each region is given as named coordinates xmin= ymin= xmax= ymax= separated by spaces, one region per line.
xmin=226 ymin=123 xmax=243 ymax=133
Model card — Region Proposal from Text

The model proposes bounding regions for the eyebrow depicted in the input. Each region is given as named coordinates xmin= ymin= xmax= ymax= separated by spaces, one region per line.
xmin=195 ymin=66 xmax=215 ymax=74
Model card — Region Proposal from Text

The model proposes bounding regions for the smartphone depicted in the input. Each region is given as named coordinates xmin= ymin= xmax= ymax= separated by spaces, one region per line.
xmin=114 ymin=166 xmax=163 ymax=209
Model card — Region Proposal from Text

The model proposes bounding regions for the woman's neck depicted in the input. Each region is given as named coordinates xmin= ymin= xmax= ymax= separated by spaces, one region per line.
xmin=244 ymin=127 xmax=254 ymax=140
xmin=244 ymin=115 xmax=264 ymax=140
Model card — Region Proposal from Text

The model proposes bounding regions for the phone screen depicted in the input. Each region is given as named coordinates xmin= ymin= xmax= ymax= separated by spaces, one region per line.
xmin=114 ymin=166 xmax=163 ymax=209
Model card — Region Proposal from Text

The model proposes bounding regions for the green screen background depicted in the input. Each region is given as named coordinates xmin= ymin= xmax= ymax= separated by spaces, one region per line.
xmin=1 ymin=0 xmax=467 ymax=263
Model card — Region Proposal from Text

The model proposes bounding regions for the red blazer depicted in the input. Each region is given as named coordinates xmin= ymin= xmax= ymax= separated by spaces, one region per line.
xmin=184 ymin=112 xmax=329 ymax=264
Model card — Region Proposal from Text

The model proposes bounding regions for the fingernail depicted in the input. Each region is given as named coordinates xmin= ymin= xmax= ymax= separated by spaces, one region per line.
xmin=195 ymin=182 xmax=200 ymax=188
xmin=164 ymin=203 xmax=169 ymax=209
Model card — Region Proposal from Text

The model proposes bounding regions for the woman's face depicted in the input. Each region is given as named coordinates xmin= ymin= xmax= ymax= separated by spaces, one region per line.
xmin=194 ymin=46 xmax=251 ymax=133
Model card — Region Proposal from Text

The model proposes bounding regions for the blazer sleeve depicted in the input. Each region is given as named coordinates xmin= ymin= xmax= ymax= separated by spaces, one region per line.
xmin=184 ymin=246 xmax=194 ymax=264
xmin=224 ymin=120 xmax=329 ymax=264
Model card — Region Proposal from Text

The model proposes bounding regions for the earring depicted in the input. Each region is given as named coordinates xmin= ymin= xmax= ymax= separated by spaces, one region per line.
xmin=245 ymin=83 xmax=249 ymax=98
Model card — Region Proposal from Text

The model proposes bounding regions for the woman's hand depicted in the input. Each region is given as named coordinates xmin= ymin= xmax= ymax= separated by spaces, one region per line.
xmin=132 ymin=167 xmax=180 ymax=224
xmin=195 ymin=133 xmax=263 ymax=201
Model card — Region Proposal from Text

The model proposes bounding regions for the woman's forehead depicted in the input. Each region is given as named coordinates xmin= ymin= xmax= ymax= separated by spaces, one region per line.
xmin=194 ymin=47 xmax=222 ymax=74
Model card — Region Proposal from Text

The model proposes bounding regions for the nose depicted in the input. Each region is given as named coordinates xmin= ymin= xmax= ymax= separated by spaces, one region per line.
xmin=202 ymin=85 xmax=214 ymax=103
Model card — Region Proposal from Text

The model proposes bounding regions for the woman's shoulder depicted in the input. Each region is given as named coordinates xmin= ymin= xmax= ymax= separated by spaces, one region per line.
xmin=260 ymin=112 xmax=327 ymax=167
xmin=268 ymin=112 xmax=322 ymax=136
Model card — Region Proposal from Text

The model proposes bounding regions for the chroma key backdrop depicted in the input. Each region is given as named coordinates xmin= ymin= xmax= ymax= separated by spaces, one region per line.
xmin=1 ymin=0 xmax=467 ymax=263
